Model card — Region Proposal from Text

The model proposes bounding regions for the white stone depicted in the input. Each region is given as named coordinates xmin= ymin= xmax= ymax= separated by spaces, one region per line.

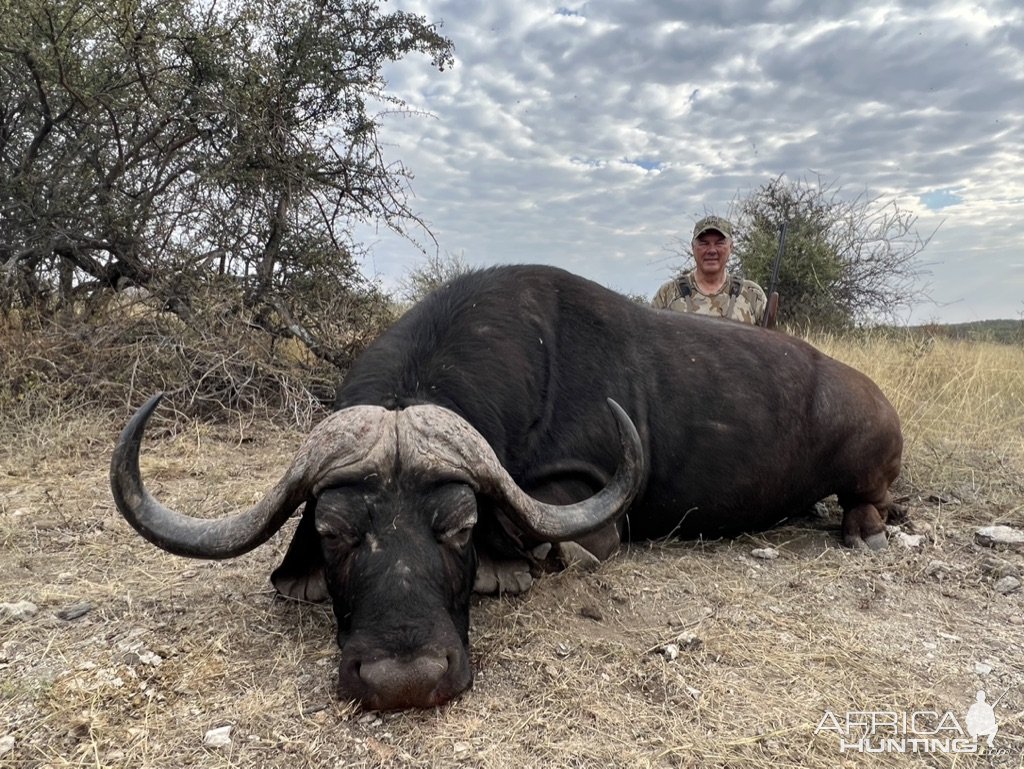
xmin=203 ymin=725 xmax=232 ymax=749
xmin=976 ymin=525 xmax=1024 ymax=548
xmin=676 ymin=631 xmax=703 ymax=651
xmin=994 ymin=576 xmax=1021 ymax=594
xmin=750 ymin=547 xmax=780 ymax=560
xmin=895 ymin=532 xmax=926 ymax=549
xmin=137 ymin=650 xmax=163 ymax=666
xmin=0 ymin=601 xmax=38 ymax=620
xmin=0 ymin=735 xmax=14 ymax=756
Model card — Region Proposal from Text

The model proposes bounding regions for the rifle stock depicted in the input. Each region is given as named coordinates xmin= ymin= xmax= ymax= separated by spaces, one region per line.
xmin=764 ymin=291 xmax=779 ymax=329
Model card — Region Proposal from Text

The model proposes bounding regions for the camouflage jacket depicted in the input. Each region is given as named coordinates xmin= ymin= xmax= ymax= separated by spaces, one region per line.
xmin=651 ymin=270 xmax=767 ymax=325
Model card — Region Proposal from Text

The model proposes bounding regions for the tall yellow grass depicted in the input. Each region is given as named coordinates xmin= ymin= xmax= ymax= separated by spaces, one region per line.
xmin=810 ymin=332 xmax=1024 ymax=512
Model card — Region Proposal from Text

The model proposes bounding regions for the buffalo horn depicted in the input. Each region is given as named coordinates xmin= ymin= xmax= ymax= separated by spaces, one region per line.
xmin=110 ymin=393 xmax=397 ymax=558
xmin=112 ymin=394 xmax=644 ymax=556
xmin=398 ymin=399 xmax=645 ymax=541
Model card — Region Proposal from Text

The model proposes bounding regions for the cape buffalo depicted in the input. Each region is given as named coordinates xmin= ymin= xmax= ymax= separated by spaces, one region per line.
xmin=111 ymin=264 xmax=903 ymax=710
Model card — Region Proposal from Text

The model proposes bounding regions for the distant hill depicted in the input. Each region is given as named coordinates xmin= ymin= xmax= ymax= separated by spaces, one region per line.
xmin=909 ymin=318 xmax=1024 ymax=345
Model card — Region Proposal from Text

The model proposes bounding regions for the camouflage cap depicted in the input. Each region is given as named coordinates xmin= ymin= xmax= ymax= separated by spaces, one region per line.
xmin=692 ymin=215 xmax=733 ymax=239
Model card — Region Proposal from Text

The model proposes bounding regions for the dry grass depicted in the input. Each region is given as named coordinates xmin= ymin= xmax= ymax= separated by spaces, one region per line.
xmin=814 ymin=332 xmax=1024 ymax=522
xmin=0 ymin=297 xmax=345 ymax=433
xmin=2 ymin=334 xmax=1023 ymax=768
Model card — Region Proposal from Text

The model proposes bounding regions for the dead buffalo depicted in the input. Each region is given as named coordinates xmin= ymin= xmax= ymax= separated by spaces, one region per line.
xmin=110 ymin=264 xmax=903 ymax=710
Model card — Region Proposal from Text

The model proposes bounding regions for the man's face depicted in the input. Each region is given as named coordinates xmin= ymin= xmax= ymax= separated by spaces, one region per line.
xmin=692 ymin=230 xmax=731 ymax=279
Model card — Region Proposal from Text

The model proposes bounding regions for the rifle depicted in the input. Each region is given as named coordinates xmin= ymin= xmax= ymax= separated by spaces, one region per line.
xmin=761 ymin=222 xmax=787 ymax=329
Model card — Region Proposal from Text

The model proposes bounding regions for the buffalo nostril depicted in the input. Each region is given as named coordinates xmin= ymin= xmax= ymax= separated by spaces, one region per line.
xmin=354 ymin=653 xmax=450 ymax=709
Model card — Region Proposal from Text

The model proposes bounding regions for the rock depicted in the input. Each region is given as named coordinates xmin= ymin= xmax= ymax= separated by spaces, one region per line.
xmin=750 ymin=547 xmax=779 ymax=560
xmin=981 ymin=556 xmax=1020 ymax=579
xmin=124 ymin=649 xmax=163 ymax=667
xmin=654 ymin=630 xmax=702 ymax=662
xmin=974 ymin=661 xmax=993 ymax=676
xmin=910 ymin=522 xmax=934 ymax=539
xmin=0 ymin=735 xmax=14 ymax=756
xmin=579 ymin=604 xmax=603 ymax=622
xmin=925 ymin=560 xmax=951 ymax=577
xmin=994 ymin=576 xmax=1021 ymax=595
xmin=895 ymin=532 xmax=926 ymax=549
xmin=975 ymin=525 xmax=1024 ymax=550
xmin=0 ymin=601 xmax=38 ymax=620
xmin=203 ymin=725 xmax=232 ymax=749
xmin=56 ymin=602 xmax=93 ymax=621
xmin=676 ymin=631 xmax=703 ymax=651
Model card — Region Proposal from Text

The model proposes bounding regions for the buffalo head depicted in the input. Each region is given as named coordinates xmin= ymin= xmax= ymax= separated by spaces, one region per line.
xmin=110 ymin=394 xmax=643 ymax=710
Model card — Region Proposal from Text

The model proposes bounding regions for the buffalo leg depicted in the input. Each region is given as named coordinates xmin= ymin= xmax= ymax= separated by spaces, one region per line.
xmin=524 ymin=465 xmax=623 ymax=566
xmin=840 ymin=499 xmax=889 ymax=551
xmin=270 ymin=504 xmax=329 ymax=602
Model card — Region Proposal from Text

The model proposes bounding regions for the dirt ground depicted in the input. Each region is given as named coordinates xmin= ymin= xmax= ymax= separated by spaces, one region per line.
xmin=1 ymin=413 xmax=1022 ymax=768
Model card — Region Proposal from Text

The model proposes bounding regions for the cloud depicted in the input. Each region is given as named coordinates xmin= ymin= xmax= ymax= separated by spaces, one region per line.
xmin=357 ymin=0 xmax=1024 ymax=322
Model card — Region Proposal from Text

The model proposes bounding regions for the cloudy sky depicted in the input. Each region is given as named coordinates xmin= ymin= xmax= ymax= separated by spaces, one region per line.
xmin=356 ymin=0 xmax=1024 ymax=324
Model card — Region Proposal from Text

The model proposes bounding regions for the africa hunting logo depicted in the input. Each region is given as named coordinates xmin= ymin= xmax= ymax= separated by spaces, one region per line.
xmin=815 ymin=691 xmax=999 ymax=754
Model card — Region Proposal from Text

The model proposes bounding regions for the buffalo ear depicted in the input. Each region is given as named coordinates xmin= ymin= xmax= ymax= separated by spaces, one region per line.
xmin=270 ymin=503 xmax=330 ymax=603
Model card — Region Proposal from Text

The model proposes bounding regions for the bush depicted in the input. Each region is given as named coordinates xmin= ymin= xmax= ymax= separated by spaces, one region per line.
xmin=0 ymin=282 xmax=397 ymax=428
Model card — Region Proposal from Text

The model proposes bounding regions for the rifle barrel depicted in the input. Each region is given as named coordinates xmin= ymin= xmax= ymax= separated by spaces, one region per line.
xmin=760 ymin=222 xmax=787 ymax=328
xmin=769 ymin=222 xmax=787 ymax=293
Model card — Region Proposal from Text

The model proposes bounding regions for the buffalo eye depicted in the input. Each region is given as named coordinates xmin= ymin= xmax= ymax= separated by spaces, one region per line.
xmin=314 ymin=519 xmax=362 ymax=550
xmin=313 ymin=489 xmax=366 ymax=549
xmin=430 ymin=484 xmax=477 ymax=550
xmin=438 ymin=523 xmax=474 ymax=550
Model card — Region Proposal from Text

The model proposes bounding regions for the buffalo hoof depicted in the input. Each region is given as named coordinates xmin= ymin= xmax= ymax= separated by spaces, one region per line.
xmin=864 ymin=532 xmax=889 ymax=551
xmin=474 ymin=553 xmax=533 ymax=595
xmin=556 ymin=541 xmax=602 ymax=571
xmin=845 ymin=532 xmax=888 ymax=551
